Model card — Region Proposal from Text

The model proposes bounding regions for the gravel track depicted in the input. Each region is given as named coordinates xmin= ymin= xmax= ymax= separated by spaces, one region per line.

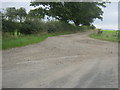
xmin=2 ymin=31 xmax=118 ymax=88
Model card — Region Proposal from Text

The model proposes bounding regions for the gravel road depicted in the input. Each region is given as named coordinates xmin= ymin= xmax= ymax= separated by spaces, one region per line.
xmin=2 ymin=31 xmax=118 ymax=88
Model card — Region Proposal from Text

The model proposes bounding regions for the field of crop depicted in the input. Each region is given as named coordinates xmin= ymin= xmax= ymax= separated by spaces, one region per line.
xmin=89 ymin=30 xmax=120 ymax=42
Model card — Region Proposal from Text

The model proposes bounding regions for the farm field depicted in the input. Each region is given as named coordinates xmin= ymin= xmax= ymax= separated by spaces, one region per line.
xmin=89 ymin=30 xmax=120 ymax=42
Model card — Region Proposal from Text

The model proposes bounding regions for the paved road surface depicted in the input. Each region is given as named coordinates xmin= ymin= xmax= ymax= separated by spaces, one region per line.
xmin=2 ymin=31 xmax=118 ymax=88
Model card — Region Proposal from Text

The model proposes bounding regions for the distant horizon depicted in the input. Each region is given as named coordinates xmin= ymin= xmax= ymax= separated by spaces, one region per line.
xmin=97 ymin=28 xmax=119 ymax=31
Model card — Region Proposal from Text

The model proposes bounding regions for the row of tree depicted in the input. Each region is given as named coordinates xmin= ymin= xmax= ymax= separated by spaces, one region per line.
xmin=1 ymin=2 xmax=107 ymax=35
xmin=2 ymin=7 xmax=42 ymax=22
xmin=2 ymin=7 xmax=44 ymax=34
xmin=2 ymin=7 xmax=27 ymax=22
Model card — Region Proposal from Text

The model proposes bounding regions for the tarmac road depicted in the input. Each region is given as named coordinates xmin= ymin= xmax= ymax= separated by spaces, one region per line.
xmin=2 ymin=31 xmax=118 ymax=88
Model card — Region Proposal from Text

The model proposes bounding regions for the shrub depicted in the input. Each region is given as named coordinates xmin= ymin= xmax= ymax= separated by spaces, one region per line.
xmin=20 ymin=19 xmax=44 ymax=34
xmin=45 ymin=21 xmax=58 ymax=33
xmin=2 ymin=20 xmax=19 ymax=34
xmin=2 ymin=18 xmax=93 ymax=35
xmin=45 ymin=21 xmax=85 ymax=33
xmin=90 ymin=25 xmax=96 ymax=29
xmin=80 ymin=25 xmax=89 ymax=30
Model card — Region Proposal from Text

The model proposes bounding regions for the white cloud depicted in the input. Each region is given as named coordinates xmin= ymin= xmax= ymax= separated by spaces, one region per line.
xmin=0 ymin=0 xmax=31 ymax=2
xmin=94 ymin=24 xmax=118 ymax=30
xmin=93 ymin=2 xmax=118 ymax=30
xmin=0 ymin=0 xmax=119 ymax=2
xmin=110 ymin=0 xmax=119 ymax=2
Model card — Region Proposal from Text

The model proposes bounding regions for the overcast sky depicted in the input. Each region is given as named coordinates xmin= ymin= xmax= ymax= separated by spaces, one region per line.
xmin=93 ymin=2 xmax=118 ymax=30
xmin=0 ymin=0 xmax=118 ymax=30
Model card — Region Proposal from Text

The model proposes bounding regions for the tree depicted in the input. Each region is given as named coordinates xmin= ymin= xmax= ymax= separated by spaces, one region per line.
xmin=2 ymin=7 xmax=22 ymax=34
xmin=30 ymin=2 xmax=107 ymax=26
xmin=20 ymin=19 xmax=43 ymax=34
xmin=27 ymin=8 xmax=45 ymax=19
xmin=4 ymin=7 xmax=27 ymax=22
xmin=17 ymin=7 xmax=27 ymax=22
xmin=5 ymin=7 xmax=17 ymax=21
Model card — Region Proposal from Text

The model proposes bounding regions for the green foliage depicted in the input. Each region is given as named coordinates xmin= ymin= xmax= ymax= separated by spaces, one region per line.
xmin=46 ymin=21 xmax=58 ymax=33
xmin=2 ymin=6 xmax=96 ymax=34
xmin=89 ymin=30 xmax=120 ymax=42
xmin=30 ymin=2 xmax=107 ymax=26
xmin=90 ymin=25 xmax=96 ymax=29
xmin=2 ymin=7 xmax=94 ymax=35
xmin=45 ymin=21 xmax=89 ymax=33
xmin=2 ymin=19 xmax=20 ymax=33
xmin=80 ymin=25 xmax=89 ymax=30
xmin=17 ymin=7 xmax=27 ymax=22
xmin=5 ymin=7 xmax=27 ymax=22
xmin=20 ymin=19 xmax=44 ymax=34
xmin=2 ymin=7 xmax=27 ymax=33
xmin=27 ymin=8 xmax=45 ymax=19
xmin=5 ymin=7 xmax=17 ymax=21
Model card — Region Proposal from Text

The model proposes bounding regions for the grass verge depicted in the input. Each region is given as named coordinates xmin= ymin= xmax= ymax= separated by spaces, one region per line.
xmin=89 ymin=30 xmax=120 ymax=42
xmin=2 ymin=31 xmax=77 ymax=50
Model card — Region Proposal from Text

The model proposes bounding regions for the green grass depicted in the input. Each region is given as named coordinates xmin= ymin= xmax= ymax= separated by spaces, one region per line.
xmin=2 ymin=31 xmax=77 ymax=50
xmin=89 ymin=30 xmax=120 ymax=42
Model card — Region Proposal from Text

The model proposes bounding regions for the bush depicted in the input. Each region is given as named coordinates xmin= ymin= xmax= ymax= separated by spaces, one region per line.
xmin=20 ymin=19 xmax=44 ymax=34
xmin=90 ymin=25 xmax=96 ymax=29
xmin=45 ymin=21 xmax=85 ymax=33
xmin=2 ymin=19 xmax=93 ymax=35
xmin=79 ymin=25 xmax=88 ymax=30
xmin=45 ymin=21 xmax=58 ymax=33
xmin=2 ymin=20 xmax=19 ymax=33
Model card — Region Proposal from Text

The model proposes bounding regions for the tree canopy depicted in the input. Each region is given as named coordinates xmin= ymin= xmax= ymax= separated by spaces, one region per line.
xmin=4 ymin=7 xmax=27 ymax=22
xmin=5 ymin=7 xmax=17 ymax=21
xmin=1 ymin=6 xmax=96 ymax=35
xmin=17 ymin=7 xmax=27 ymax=22
xmin=30 ymin=2 xmax=107 ymax=26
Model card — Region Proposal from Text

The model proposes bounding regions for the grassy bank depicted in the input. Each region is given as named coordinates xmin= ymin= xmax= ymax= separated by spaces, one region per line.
xmin=2 ymin=20 xmax=94 ymax=50
xmin=2 ymin=31 xmax=78 ymax=50
xmin=89 ymin=30 xmax=120 ymax=42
